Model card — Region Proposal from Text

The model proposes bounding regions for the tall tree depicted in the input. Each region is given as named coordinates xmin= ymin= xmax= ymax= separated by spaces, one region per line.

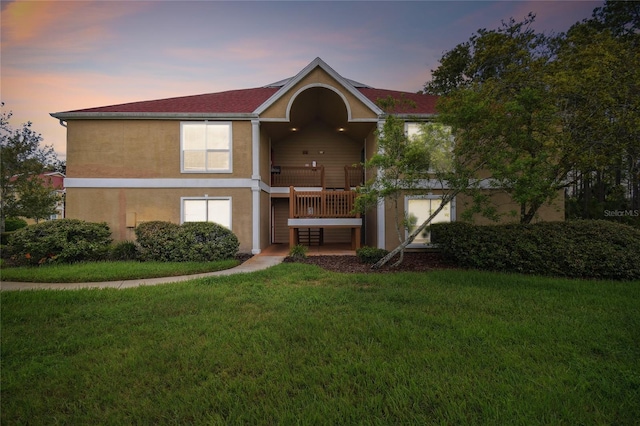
xmin=425 ymin=15 xmax=574 ymax=223
xmin=1 ymin=104 xmax=59 ymax=232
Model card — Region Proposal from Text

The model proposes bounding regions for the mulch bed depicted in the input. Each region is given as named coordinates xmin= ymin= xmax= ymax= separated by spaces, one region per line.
xmin=283 ymin=252 xmax=457 ymax=273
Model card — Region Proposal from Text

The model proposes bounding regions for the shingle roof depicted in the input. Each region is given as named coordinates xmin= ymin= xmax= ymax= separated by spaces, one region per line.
xmin=68 ymin=87 xmax=280 ymax=114
xmin=58 ymin=86 xmax=437 ymax=116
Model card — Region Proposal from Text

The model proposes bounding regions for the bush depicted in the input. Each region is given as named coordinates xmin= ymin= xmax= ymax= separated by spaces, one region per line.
xmin=431 ymin=220 xmax=640 ymax=280
xmin=7 ymin=219 xmax=112 ymax=266
xmin=134 ymin=221 xmax=181 ymax=261
xmin=135 ymin=221 xmax=239 ymax=262
xmin=356 ymin=246 xmax=389 ymax=264
xmin=4 ymin=217 xmax=28 ymax=232
xmin=110 ymin=241 xmax=140 ymax=261
xmin=2 ymin=218 xmax=28 ymax=245
xmin=289 ymin=244 xmax=308 ymax=259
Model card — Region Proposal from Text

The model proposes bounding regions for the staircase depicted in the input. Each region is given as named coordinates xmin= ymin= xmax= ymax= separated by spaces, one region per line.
xmin=297 ymin=228 xmax=323 ymax=246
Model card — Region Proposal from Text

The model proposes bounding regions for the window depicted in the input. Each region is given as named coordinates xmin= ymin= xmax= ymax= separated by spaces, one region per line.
xmin=405 ymin=122 xmax=453 ymax=173
xmin=181 ymin=122 xmax=232 ymax=173
xmin=406 ymin=196 xmax=452 ymax=245
xmin=182 ymin=197 xmax=232 ymax=229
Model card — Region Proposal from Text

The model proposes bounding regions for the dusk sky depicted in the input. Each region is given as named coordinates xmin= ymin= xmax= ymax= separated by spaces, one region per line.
xmin=2 ymin=0 xmax=603 ymax=160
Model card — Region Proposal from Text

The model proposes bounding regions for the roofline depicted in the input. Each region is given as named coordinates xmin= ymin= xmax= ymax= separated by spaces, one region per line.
xmin=253 ymin=57 xmax=384 ymax=116
xmin=50 ymin=112 xmax=259 ymax=120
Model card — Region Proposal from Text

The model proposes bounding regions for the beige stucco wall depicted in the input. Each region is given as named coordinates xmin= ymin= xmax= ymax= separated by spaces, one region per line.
xmin=66 ymin=187 xmax=255 ymax=252
xmin=381 ymin=189 xmax=565 ymax=251
xmin=66 ymin=120 xmax=253 ymax=179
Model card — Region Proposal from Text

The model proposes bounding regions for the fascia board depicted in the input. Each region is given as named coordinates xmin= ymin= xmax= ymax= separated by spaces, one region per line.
xmin=50 ymin=112 xmax=259 ymax=120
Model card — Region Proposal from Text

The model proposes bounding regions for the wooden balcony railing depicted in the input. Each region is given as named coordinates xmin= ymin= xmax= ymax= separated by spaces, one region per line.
xmin=271 ymin=166 xmax=325 ymax=188
xmin=344 ymin=165 xmax=364 ymax=189
xmin=289 ymin=187 xmax=359 ymax=218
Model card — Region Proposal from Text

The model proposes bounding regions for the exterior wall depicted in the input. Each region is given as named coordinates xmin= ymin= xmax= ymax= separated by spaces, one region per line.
xmin=260 ymin=190 xmax=270 ymax=250
xmin=381 ymin=189 xmax=565 ymax=251
xmin=271 ymin=120 xmax=363 ymax=189
xmin=455 ymin=190 xmax=565 ymax=224
xmin=65 ymin=187 xmax=254 ymax=253
xmin=66 ymin=120 xmax=252 ymax=179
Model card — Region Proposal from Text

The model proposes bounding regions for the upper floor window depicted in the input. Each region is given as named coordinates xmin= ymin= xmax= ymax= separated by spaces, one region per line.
xmin=406 ymin=122 xmax=453 ymax=173
xmin=181 ymin=122 xmax=232 ymax=173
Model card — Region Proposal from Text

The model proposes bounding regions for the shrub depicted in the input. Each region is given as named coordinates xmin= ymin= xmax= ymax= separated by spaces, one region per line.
xmin=4 ymin=217 xmax=28 ymax=232
xmin=7 ymin=219 xmax=112 ymax=266
xmin=110 ymin=240 xmax=141 ymax=261
xmin=356 ymin=246 xmax=389 ymax=264
xmin=135 ymin=221 xmax=239 ymax=262
xmin=134 ymin=221 xmax=180 ymax=261
xmin=431 ymin=220 xmax=640 ymax=280
xmin=289 ymin=244 xmax=308 ymax=259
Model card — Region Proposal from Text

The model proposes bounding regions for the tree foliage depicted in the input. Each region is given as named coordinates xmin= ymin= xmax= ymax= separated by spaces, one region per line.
xmin=355 ymin=98 xmax=483 ymax=268
xmin=424 ymin=5 xmax=639 ymax=223
xmin=0 ymin=104 xmax=59 ymax=232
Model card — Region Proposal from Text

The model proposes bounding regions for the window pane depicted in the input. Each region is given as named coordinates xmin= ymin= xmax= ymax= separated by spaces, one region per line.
xmin=184 ymin=200 xmax=207 ymax=222
xmin=407 ymin=198 xmax=451 ymax=244
xmin=206 ymin=124 xmax=230 ymax=149
xmin=207 ymin=199 xmax=231 ymax=228
xmin=184 ymin=151 xmax=206 ymax=170
xmin=407 ymin=123 xmax=422 ymax=139
xmin=183 ymin=123 xmax=206 ymax=150
xmin=207 ymin=151 xmax=230 ymax=170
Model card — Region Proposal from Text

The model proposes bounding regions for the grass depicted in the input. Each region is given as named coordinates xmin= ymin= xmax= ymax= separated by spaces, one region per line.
xmin=0 ymin=259 xmax=239 ymax=283
xmin=2 ymin=264 xmax=639 ymax=424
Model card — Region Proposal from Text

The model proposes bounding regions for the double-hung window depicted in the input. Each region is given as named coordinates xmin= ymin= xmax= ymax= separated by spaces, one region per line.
xmin=181 ymin=122 xmax=232 ymax=173
xmin=182 ymin=197 xmax=232 ymax=229
xmin=406 ymin=196 xmax=452 ymax=245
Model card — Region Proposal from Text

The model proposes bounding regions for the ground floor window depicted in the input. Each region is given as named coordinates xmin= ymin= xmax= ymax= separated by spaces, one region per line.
xmin=182 ymin=197 xmax=232 ymax=229
xmin=405 ymin=196 xmax=452 ymax=245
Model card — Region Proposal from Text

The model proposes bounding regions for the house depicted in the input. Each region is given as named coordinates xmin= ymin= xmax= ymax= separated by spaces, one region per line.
xmin=50 ymin=58 xmax=563 ymax=254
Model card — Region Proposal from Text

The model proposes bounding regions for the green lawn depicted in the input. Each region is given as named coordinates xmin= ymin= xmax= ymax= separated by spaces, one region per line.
xmin=2 ymin=264 xmax=639 ymax=424
xmin=0 ymin=259 xmax=239 ymax=283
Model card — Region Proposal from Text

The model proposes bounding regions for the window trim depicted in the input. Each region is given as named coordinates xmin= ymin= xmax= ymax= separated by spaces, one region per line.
xmin=180 ymin=121 xmax=233 ymax=174
xmin=180 ymin=196 xmax=232 ymax=229
xmin=404 ymin=194 xmax=455 ymax=248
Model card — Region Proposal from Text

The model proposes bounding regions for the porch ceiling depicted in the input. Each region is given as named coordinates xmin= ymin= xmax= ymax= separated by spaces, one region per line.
xmin=262 ymin=86 xmax=375 ymax=142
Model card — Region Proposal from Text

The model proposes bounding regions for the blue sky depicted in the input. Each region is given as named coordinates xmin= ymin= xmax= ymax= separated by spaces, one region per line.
xmin=1 ymin=0 xmax=603 ymax=160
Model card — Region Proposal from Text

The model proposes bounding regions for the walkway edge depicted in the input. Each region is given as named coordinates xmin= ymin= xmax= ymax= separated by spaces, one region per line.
xmin=0 ymin=255 xmax=285 ymax=291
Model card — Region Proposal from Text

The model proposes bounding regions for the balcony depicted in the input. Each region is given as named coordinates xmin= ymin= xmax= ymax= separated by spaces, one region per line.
xmin=288 ymin=187 xmax=362 ymax=250
xmin=271 ymin=165 xmax=363 ymax=190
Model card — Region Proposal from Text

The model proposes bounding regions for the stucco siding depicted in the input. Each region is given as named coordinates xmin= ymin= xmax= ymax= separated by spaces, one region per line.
xmin=66 ymin=120 xmax=253 ymax=179
xmin=66 ymin=187 xmax=254 ymax=252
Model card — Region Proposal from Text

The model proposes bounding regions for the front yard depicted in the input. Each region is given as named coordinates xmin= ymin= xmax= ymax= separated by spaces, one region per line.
xmin=2 ymin=264 xmax=639 ymax=424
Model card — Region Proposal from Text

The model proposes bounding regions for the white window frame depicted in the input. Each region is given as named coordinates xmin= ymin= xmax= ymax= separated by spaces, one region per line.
xmin=181 ymin=196 xmax=232 ymax=229
xmin=181 ymin=121 xmax=233 ymax=173
xmin=405 ymin=194 xmax=455 ymax=248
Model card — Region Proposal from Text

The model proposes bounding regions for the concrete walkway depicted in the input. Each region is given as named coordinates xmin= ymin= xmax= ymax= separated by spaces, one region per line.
xmin=0 ymin=255 xmax=285 ymax=291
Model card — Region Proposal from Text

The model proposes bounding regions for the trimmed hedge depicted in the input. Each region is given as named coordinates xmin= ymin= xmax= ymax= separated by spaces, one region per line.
xmin=135 ymin=221 xmax=239 ymax=262
xmin=431 ymin=220 xmax=640 ymax=280
xmin=6 ymin=219 xmax=112 ymax=265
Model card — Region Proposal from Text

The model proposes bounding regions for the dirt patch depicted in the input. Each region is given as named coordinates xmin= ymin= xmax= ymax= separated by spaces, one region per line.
xmin=283 ymin=252 xmax=456 ymax=273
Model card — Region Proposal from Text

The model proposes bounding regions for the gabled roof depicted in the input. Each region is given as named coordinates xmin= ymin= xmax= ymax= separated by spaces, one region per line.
xmin=51 ymin=58 xmax=438 ymax=119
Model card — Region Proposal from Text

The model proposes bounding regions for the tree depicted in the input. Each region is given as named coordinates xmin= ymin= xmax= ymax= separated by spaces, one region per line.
xmin=425 ymin=15 xmax=574 ymax=223
xmin=558 ymin=1 xmax=640 ymax=218
xmin=1 ymin=104 xmax=59 ymax=232
xmin=355 ymin=98 xmax=485 ymax=269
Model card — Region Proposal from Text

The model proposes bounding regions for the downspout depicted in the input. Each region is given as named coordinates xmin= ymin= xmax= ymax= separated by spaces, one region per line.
xmin=58 ymin=119 xmax=67 ymax=128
